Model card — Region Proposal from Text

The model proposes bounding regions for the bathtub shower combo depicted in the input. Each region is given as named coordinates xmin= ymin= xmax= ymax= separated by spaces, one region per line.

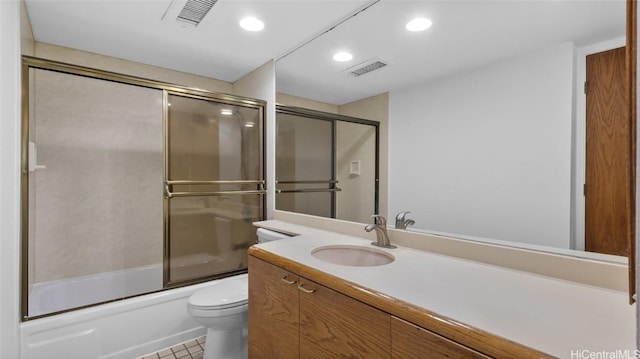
xmin=21 ymin=57 xmax=266 ymax=321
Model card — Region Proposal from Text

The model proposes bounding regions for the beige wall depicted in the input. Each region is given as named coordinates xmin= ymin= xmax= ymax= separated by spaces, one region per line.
xmin=20 ymin=0 xmax=33 ymax=56
xmin=34 ymin=42 xmax=233 ymax=94
xmin=235 ymin=61 xmax=277 ymax=218
xmin=277 ymin=92 xmax=339 ymax=114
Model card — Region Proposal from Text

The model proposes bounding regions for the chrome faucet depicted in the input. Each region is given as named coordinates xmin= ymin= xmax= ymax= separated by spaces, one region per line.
xmin=395 ymin=211 xmax=415 ymax=230
xmin=365 ymin=215 xmax=397 ymax=249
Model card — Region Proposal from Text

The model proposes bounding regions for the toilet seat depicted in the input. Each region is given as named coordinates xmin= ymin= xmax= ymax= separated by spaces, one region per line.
xmin=188 ymin=276 xmax=248 ymax=313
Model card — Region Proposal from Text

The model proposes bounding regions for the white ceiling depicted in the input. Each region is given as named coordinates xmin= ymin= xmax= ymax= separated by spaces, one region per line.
xmin=277 ymin=0 xmax=626 ymax=104
xmin=24 ymin=0 xmax=370 ymax=82
xmin=25 ymin=0 xmax=626 ymax=105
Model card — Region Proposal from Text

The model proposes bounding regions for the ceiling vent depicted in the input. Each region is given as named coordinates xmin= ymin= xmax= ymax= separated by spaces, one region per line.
xmin=343 ymin=58 xmax=390 ymax=78
xmin=176 ymin=0 xmax=218 ymax=27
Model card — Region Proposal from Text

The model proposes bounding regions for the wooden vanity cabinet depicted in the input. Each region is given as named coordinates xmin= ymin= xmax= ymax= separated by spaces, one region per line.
xmin=391 ymin=317 xmax=491 ymax=359
xmin=248 ymin=255 xmax=299 ymax=358
xmin=248 ymin=256 xmax=391 ymax=358
xmin=248 ymin=254 xmax=513 ymax=359
xmin=249 ymin=246 xmax=554 ymax=359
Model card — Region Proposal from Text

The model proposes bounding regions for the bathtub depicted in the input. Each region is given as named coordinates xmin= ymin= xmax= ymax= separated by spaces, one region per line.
xmin=29 ymin=264 xmax=163 ymax=317
xmin=21 ymin=273 xmax=248 ymax=359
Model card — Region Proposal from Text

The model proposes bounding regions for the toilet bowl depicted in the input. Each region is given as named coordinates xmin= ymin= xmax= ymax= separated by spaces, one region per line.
xmin=187 ymin=274 xmax=249 ymax=359
xmin=187 ymin=229 xmax=292 ymax=359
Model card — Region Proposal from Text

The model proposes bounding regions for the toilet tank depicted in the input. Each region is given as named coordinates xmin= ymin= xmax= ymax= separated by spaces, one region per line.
xmin=256 ymin=228 xmax=291 ymax=243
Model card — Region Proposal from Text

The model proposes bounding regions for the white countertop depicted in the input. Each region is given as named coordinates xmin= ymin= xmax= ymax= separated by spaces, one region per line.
xmin=253 ymin=220 xmax=636 ymax=358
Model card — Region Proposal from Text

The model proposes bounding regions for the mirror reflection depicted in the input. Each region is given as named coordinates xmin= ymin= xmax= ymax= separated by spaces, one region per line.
xmin=275 ymin=0 xmax=629 ymax=261
xmin=275 ymin=106 xmax=379 ymax=223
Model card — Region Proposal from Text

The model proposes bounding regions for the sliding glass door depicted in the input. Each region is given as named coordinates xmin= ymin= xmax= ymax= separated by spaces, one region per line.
xmin=165 ymin=94 xmax=265 ymax=284
xmin=21 ymin=57 xmax=265 ymax=318
xmin=24 ymin=67 xmax=165 ymax=317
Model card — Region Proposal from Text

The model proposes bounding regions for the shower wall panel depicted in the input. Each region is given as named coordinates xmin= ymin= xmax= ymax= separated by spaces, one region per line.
xmin=32 ymin=69 xmax=163 ymax=283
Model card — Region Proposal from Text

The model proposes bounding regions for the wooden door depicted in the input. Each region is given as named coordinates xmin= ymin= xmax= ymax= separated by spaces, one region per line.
xmin=298 ymin=277 xmax=390 ymax=358
xmin=585 ymin=47 xmax=630 ymax=256
xmin=248 ymin=256 xmax=300 ymax=358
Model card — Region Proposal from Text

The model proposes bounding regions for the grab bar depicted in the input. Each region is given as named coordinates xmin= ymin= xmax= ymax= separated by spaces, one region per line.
xmin=276 ymin=188 xmax=342 ymax=194
xmin=167 ymin=180 xmax=265 ymax=185
xmin=165 ymin=187 xmax=266 ymax=198
xmin=276 ymin=180 xmax=338 ymax=184
xmin=276 ymin=179 xmax=341 ymax=194
xmin=164 ymin=182 xmax=266 ymax=198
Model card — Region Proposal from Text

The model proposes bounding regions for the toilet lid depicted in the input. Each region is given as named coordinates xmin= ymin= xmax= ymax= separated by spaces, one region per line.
xmin=188 ymin=277 xmax=248 ymax=310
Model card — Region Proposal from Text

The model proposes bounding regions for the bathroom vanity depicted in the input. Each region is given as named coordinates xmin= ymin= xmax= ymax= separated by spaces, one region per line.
xmin=248 ymin=221 xmax=635 ymax=358
xmin=248 ymin=255 xmax=496 ymax=358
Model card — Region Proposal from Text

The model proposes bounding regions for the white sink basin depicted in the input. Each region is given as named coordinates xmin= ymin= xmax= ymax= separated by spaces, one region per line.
xmin=311 ymin=245 xmax=395 ymax=267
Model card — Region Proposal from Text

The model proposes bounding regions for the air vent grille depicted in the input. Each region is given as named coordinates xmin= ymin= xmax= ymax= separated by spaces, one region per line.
xmin=344 ymin=59 xmax=389 ymax=78
xmin=177 ymin=0 xmax=218 ymax=27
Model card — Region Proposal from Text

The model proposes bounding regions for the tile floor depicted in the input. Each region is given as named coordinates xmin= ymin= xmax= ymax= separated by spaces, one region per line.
xmin=137 ymin=336 xmax=206 ymax=359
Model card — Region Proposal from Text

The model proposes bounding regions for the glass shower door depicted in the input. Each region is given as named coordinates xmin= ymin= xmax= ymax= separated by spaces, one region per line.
xmin=165 ymin=94 xmax=264 ymax=284
xmin=275 ymin=112 xmax=337 ymax=217
xmin=25 ymin=67 xmax=164 ymax=317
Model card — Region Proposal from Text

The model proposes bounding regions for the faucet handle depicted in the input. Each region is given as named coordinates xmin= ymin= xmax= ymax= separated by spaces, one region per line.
xmin=395 ymin=211 xmax=411 ymax=221
xmin=371 ymin=214 xmax=387 ymax=226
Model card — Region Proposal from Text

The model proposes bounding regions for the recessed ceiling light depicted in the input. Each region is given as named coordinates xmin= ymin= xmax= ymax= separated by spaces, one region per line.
xmin=406 ymin=17 xmax=432 ymax=32
xmin=333 ymin=51 xmax=353 ymax=62
xmin=244 ymin=121 xmax=255 ymax=128
xmin=239 ymin=17 xmax=264 ymax=32
xmin=221 ymin=109 xmax=233 ymax=115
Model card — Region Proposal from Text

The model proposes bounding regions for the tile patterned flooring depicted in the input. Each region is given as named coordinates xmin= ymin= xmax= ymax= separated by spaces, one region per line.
xmin=138 ymin=336 xmax=206 ymax=359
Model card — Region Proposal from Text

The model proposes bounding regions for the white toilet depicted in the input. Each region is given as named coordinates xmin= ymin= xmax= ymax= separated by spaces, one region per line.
xmin=187 ymin=228 xmax=291 ymax=359
xmin=188 ymin=275 xmax=249 ymax=359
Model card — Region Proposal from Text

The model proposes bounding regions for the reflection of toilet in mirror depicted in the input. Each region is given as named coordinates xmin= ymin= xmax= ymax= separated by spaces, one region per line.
xmin=186 ymin=228 xmax=291 ymax=359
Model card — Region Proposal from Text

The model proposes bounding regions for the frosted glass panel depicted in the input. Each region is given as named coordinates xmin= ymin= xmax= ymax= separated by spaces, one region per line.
xmin=28 ymin=68 xmax=163 ymax=316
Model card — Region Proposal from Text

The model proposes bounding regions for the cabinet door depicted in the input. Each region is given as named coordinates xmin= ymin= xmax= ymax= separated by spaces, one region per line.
xmin=299 ymin=277 xmax=391 ymax=358
xmin=391 ymin=317 xmax=490 ymax=359
xmin=248 ymin=256 xmax=300 ymax=358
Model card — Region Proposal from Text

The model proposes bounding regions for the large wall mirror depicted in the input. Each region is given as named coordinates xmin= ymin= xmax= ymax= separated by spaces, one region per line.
xmin=275 ymin=0 xmax=636 ymax=283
